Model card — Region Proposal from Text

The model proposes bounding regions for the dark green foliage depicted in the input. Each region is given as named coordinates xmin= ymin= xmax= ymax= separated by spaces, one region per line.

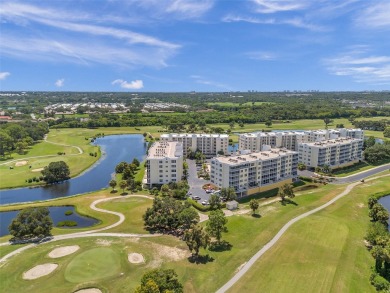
xmin=220 ymin=187 xmax=237 ymax=201
xmin=366 ymin=222 xmax=388 ymax=245
xmin=183 ymin=224 xmax=210 ymax=257
xmin=249 ymin=199 xmax=260 ymax=215
xmin=370 ymin=273 xmax=390 ymax=292
xmin=209 ymin=194 xmax=222 ymax=210
xmin=369 ymin=203 xmax=390 ymax=226
xmin=8 ymin=207 xmax=53 ymax=240
xmin=64 ymin=210 xmax=73 ymax=216
xmin=384 ymin=127 xmax=390 ymax=138
xmin=278 ymin=183 xmax=295 ymax=202
xmin=206 ymin=209 xmax=228 ymax=244
xmin=135 ymin=269 xmax=183 ymax=293
xmin=364 ymin=144 xmax=390 ymax=164
xmin=143 ymin=197 xmax=199 ymax=233
xmin=41 ymin=161 xmax=70 ymax=183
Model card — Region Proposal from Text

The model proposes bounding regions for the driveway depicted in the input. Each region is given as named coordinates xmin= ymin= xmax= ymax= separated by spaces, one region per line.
xmin=187 ymin=159 xmax=212 ymax=202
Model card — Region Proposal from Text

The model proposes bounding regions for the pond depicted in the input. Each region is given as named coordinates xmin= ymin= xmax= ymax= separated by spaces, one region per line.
xmin=0 ymin=134 xmax=147 ymax=205
xmin=0 ymin=206 xmax=99 ymax=236
xmin=378 ymin=196 xmax=390 ymax=229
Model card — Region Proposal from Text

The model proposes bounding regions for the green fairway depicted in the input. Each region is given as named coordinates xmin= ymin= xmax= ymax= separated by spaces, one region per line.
xmin=65 ymin=247 xmax=121 ymax=283
xmin=227 ymin=175 xmax=390 ymax=293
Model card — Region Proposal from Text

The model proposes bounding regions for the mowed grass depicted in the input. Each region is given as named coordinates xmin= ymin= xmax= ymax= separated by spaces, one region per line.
xmin=228 ymin=175 xmax=390 ymax=293
xmin=64 ymin=247 xmax=121 ymax=283
xmin=96 ymin=197 xmax=152 ymax=234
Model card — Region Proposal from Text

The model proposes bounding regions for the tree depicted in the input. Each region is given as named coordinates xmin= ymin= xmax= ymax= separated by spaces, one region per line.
xmin=265 ymin=120 xmax=272 ymax=128
xmin=41 ymin=161 xmax=70 ymax=183
xmin=132 ymin=158 xmax=140 ymax=167
xmin=221 ymin=187 xmax=237 ymax=201
xmin=119 ymin=180 xmax=127 ymax=193
xmin=336 ymin=123 xmax=344 ymax=128
xmin=322 ymin=164 xmax=331 ymax=174
xmin=298 ymin=163 xmax=306 ymax=171
xmin=183 ymin=224 xmax=210 ymax=257
xmin=368 ymin=196 xmax=378 ymax=210
xmin=178 ymin=208 xmax=199 ymax=230
xmin=369 ymin=203 xmax=389 ymax=226
xmin=8 ymin=207 xmax=53 ymax=241
xmin=0 ymin=130 xmax=13 ymax=157
xmin=135 ymin=269 xmax=183 ymax=293
xmin=115 ymin=161 xmax=128 ymax=173
xmin=206 ymin=209 xmax=228 ymax=244
xmin=109 ymin=179 xmax=117 ymax=191
xmin=209 ymin=194 xmax=221 ymax=210
xmin=160 ymin=184 xmax=170 ymax=196
xmin=364 ymin=136 xmax=376 ymax=150
xmin=323 ymin=117 xmax=333 ymax=129
xmin=249 ymin=199 xmax=259 ymax=215
xmin=384 ymin=127 xmax=390 ymax=138
xmin=278 ymin=183 xmax=295 ymax=203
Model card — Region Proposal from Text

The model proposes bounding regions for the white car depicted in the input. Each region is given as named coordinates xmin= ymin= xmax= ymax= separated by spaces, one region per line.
xmin=201 ymin=200 xmax=209 ymax=205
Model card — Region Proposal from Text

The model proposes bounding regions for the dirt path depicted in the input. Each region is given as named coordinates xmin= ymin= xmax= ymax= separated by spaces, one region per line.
xmin=216 ymin=173 xmax=390 ymax=293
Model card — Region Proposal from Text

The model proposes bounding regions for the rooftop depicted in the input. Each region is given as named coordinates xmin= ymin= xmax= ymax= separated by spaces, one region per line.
xmin=147 ymin=141 xmax=183 ymax=159
xmin=300 ymin=137 xmax=362 ymax=147
xmin=161 ymin=133 xmax=229 ymax=138
xmin=214 ymin=148 xmax=296 ymax=165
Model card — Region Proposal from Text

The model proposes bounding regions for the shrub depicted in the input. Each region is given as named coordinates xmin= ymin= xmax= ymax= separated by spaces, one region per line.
xmin=187 ymin=198 xmax=210 ymax=212
xmin=28 ymin=178 xmax=32 ymax=183
xmin=370 ymin=273 xmax=390 ymax=291
xmin=64 ymin=210 xmax=73 ymax=216
xmin=57 ymin=220 xmax=77 ymax=227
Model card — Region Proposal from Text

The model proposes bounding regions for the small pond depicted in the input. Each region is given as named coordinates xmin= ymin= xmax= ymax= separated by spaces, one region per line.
xmin=0 ymin=206 xmax=99 ymax=236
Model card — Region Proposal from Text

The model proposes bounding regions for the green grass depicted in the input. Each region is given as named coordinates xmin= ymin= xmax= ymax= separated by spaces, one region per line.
xmin=228 ymin=175 xmax=390 ymax=293
xmin=331 ymin=159 xmax=390 ymax=177
xmin=0 ymin=243 xmax=26 ymax=258
xmin=207 ymin=102 xmax=273 ymax=107
xmin=64 ymin=247 xmax=121 ymax=283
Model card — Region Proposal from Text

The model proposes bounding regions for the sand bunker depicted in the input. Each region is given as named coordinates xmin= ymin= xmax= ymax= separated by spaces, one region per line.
xmin=74 ymin=289 xmax=102 ymax=293
xmin=23 ymin=263 xmax=58 ymax=280
xmin=15 ymin=160 xmax=28 ymax=167
xmin=128 ymin=253 xmax=145 ymax=264
xmin=48 ymin=245 xmax=80 ymax=258
xmin=32 ymin=168 xmax=44 ymax=172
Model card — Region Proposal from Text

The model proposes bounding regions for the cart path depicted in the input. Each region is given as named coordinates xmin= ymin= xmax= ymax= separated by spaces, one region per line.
xmin=0 ymin=194 xmax=155 ymax=264
xmin=216 ymin=173 xmax=390 ymax=293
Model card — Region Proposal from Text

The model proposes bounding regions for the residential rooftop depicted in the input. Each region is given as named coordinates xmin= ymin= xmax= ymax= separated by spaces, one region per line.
xmin=214 ymin=148 xmax=296 ymax=165
xmin=147 ymin=141 xmax=183 ymax=159
xmin=300 ymin=137 xmax=362 ymax=147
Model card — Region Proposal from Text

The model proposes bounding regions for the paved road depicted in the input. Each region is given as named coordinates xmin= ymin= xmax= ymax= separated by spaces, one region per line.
xmin=299 ymin=163 xmax=390 ymax=184
xmin=216 ymin=173 xmax=390 ymax=293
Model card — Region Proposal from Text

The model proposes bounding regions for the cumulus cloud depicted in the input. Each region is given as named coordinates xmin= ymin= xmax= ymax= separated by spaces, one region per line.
xmin=55 ymin=78 xmax=65 ymax=87
xmin=324 ymin=47 xmax=390 ymax=84
xmin=0 ymin=72 xmax=11 ymax=80
xmin=112 ymin=79 xmax=144 ymax=89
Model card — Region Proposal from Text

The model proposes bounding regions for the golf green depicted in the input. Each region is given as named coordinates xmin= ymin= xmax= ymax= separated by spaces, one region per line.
xmin=64 ymin=247 xmax=121 ymax=283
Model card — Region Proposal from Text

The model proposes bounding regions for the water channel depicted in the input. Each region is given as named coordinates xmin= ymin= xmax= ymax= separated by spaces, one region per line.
xmin=0 ymin=134 xmax=147 ymax=205
xmin=378 ymin=196 xmax=390 ymax=229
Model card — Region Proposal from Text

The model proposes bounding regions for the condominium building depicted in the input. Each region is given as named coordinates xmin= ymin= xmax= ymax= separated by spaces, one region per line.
xmin=210 ymin=148 xmax=298 ymax=197
xmin=298 ymin=138 xmax=363 ymax=169
xmin=239 ymin=128 xmax=364 ymax=152
xmin=160 ymin=133 xmax=229 ymax=157
xmin=146 ymin=141 xmax=184 ymax=187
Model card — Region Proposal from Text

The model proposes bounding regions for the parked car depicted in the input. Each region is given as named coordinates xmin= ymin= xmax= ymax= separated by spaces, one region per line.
xmin=206 ymin=189 xmax=213 ymax=193
xmin=187 ymin=192 xmax=192 ymax=196
xmin=192 ymin=196 xmax=201 ymax=200
xmin=201 ymin=200 xmax=209 ymax=205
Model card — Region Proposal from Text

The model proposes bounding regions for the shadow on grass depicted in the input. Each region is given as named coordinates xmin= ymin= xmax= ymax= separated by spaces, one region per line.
xmin=110 ymin=190 xmax=118 ymax=194
xmin=280 ymin=199 xmax=298 ymax=206
xmin=251 ymin=213 xmax=261 ymax=218
xmin=120 ymin=192 xmax=128 ymax=196
xmin=188 ymin=254 xmax=214 ymax=264
xmin=208 ymin=240 xmax=232 ymax=252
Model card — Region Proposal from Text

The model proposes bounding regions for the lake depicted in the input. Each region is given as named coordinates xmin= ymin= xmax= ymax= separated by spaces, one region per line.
xmin=0 ymin=134 xmax=147 ymax=205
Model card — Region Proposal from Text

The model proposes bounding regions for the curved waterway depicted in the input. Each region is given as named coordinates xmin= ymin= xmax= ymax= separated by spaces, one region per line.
xmin=379 ymin=196 xmax=390 ymax=229
xmin=0 ymin=134 xmax=147 ymax=205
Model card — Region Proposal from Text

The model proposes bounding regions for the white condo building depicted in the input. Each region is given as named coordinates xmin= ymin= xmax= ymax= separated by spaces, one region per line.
xmin=210 ymin=148 xmax=298 ymax=197
xmin=160 ymin=133 xmax=229 ymax=157
xmin=298 ymin=138 xmax=363 ymax=169
xmin=146 ymin=141 xmax=184 ymax=187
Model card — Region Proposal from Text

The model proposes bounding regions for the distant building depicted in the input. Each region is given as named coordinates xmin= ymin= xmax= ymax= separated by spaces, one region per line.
xmin=160 ymin=133 xmax=229 ymax=158
xmin=210 ymin=148 xmax=298 ymax=197
xmin=0 ymin=116 xmax=12 ymax=120
xmin=298 ymin=138 xmax=363 ymax=169
xmin=146 ymin=141 xmax=184 ymax=187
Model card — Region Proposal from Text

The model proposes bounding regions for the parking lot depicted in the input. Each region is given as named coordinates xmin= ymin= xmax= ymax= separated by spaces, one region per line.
xmin=186 ymin=159 xmax=214 ymax=204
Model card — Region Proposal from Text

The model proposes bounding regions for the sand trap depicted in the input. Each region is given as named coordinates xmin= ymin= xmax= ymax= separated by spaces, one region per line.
xmin=23 ymin=263 xmax=58 ymax=280
xmin=15 ymin=160 xmax=28 ymax=167
xmin=32 ymin=168 xmax=44 ymax=172
xmin=48 ymin=245 xmax=80 ymax=258
xmin=74 ymin=289 xmax=102 ymax=293
xmin=128 ymin=253 xmax=145 ymax=264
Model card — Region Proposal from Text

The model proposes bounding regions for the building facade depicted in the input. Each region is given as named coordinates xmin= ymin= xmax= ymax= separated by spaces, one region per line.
xmin=160 ymin=133 xmax=229 ymax=157
xmin=298 ymin=138 xmax=363 ymax=169
xmin=210 ymin=148 xmax=298 ymax=197
xmin=146 ymin=141 xmax=184 ymax=187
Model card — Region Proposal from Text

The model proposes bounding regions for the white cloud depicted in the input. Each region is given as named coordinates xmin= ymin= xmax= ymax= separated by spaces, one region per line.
xmin=0 ymin=72 xmax=11 ymax=80
xmin=356 ymin=2 xmax=390 ymax=28
xmin=0 ymin=2 xmax=179 ymax=68
xmin=112 ymin=79 xmax=144 ymax=89
xmin=251 ymin=0 xmax=309 ymax=14
xmin=324 ymin=47 xmax=390 ymax=84
xmin=222 ymin=14 xmax=326 ymax=31
xmin=245 ymin=51 xmax=277 ymax=61
xmin=55 ymin=78 xmax=65 ymax=87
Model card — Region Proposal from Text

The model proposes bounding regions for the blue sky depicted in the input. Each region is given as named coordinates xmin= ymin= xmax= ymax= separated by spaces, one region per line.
xmin=0 ymin=0 xmax=389 ymax=92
